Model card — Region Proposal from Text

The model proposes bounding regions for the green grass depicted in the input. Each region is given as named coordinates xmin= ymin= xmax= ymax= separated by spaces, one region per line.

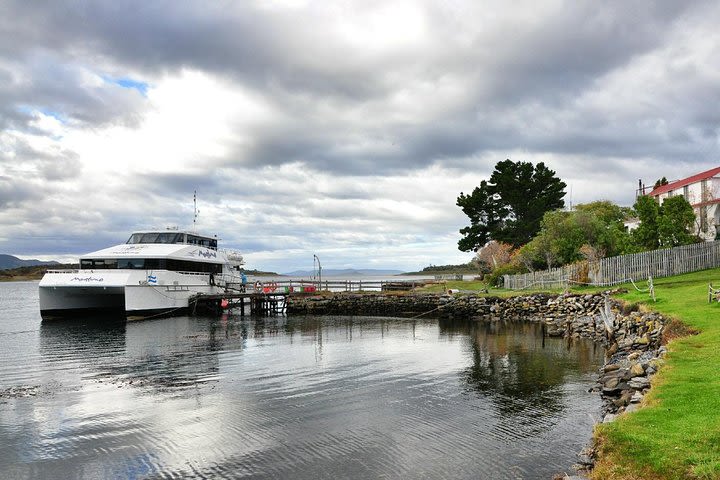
xmin=415 ymin=279 xmax=607 ymax=297
xmin=592 ymin=267 xmax=720 ymax=480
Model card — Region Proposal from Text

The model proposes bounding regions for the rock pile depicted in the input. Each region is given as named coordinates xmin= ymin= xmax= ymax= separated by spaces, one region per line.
xmin=286 ymin=293 xmax=444 ymax=317
xmin=594 ymin=311 xmax=668 ymax=422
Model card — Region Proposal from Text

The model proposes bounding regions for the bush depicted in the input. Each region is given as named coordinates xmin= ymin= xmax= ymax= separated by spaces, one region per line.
xmin=485 ymin=264 xmax=526 ymax=287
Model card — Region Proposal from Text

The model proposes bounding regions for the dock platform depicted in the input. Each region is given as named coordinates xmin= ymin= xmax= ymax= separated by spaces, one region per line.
xmin=189 ymin=292 xmax=288 ymax=316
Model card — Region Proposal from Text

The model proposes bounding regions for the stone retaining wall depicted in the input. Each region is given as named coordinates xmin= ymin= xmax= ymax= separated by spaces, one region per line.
xmin=287 ymin=291 xmax=668 ymax=421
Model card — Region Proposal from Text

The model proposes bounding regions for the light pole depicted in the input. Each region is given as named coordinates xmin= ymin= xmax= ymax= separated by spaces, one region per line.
xmin=313 ymin=254 xmax=322 ymax=290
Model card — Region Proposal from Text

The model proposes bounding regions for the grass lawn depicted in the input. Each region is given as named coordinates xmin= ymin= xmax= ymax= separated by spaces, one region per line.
xmin=417 ymin=279 xmax=524 ymax=296
xmin=416 ymin=279 xmax=606 ymax=297
xmin=590 ymin=268 xmax=720 ymax=479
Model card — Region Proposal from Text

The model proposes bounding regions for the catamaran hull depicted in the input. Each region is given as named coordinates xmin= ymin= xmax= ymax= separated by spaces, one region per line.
xmin=39 ymin=271 xmax=222 ymax=320
xmin=39 ymin=286 xmax=126 ymax=319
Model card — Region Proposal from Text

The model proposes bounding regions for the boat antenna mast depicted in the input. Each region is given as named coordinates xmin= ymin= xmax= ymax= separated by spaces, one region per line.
xmin=192 ymin=190 xmax=200 ymax=232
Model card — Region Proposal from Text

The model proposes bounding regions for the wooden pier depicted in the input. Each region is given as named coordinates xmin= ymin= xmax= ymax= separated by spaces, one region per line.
xmin=189 ymin=292 xmax=288 ymax=316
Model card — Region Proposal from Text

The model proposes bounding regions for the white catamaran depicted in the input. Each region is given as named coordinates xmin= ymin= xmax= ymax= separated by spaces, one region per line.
xmin=38 ymin=229 xmax=244 ymax=319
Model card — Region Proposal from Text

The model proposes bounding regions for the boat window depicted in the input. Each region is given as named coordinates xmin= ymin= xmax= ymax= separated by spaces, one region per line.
xmin=118 ymin=259 xmax=146 ymax=269
xmin=126 ymin=233 xmax=143 ymax=244
xmin=81 ymin=257 xmax=220 ymax=274
xmin=81 ymin=259 xmax=118 ymax=269
xmin=127 ymin=232 xmax=217 ymax=248
xmin=186 ymin=234 xmax=217 ymax=250
xmin=155 ymin=232 xmax=183 ymax=244
xmin=140 ymin=233 xmax=160 ymax=243
xmin=127 ymin=232 xmax=186 ymax=244
xmin=166 ymin=259 xmax=222 ymax=274
xmin=144 ymin=259 xmax=166 ymax=269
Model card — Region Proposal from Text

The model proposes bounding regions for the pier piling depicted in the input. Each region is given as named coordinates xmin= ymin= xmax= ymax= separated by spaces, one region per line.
xmin=190 ymin=292 xmax=288 ymax=316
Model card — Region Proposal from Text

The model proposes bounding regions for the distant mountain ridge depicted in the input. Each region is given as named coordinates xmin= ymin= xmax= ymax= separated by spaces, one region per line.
xmin=0 ymin=254 xmax=59 ymax=270
xmin=282 ymin=268 xmax=404 ymax=277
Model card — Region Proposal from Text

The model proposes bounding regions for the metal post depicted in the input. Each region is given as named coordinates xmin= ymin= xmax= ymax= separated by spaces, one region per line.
xmin=313 ymin=254 xmax=322 ymax=291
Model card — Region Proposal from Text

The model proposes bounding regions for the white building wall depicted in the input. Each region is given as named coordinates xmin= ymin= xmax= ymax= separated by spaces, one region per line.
xmin=712 ymin=177 xmax=720 ymax=201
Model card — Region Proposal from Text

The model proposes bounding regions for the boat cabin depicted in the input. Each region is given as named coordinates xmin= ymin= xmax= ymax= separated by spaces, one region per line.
xmin=126 ymin=231 xmax=218 ymax=250
xmin=79 ymin=257 xmax=222 ymax=273
xmin=79 ymin=230 xmax=223 ymax=274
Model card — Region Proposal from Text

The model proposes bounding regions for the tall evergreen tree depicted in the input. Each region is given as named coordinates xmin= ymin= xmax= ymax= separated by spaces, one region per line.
xmin=632 ymin=194 xmax=696 ymax=249
xmin=632 ymin=194 xmax=661 ymax=250
xmin=457 ymin=160 xmax=566 ymax=251
xmin=457 ymin=180 xmax=504 ymax=252
xmin=657 ymin=196 xmax=696 ymax=247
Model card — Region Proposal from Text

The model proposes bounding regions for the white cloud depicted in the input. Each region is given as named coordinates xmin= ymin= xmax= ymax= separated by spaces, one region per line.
xmin=1 ymin=1 xmax=720 ymax=271
xmin=68 ymin=70 xmax=276 ymax=177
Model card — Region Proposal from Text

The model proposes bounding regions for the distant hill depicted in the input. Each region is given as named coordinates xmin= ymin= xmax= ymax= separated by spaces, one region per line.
xmin=0 ymin=264 xmax=75 ymax=282
xmin=282 ymin=268 xmax=404 ymax=277
xmin=402 ymin=263 xmax=478 ymax=275
xmin=238 ymin=268 xmax=280 ymax=276
xmin=0 ymin=254 xmax=59 ymax=270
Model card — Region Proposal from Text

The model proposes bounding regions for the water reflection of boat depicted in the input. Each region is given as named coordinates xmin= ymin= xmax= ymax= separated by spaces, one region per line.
xmin=38 ymin=316 xmax=232 ymax=393
xmin=39 ymin=229 xmax=244 ymax=319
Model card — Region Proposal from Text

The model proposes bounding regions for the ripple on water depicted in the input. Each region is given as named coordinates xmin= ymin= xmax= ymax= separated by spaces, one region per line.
xmin=0 ymin=283 xmax=604 ymax=480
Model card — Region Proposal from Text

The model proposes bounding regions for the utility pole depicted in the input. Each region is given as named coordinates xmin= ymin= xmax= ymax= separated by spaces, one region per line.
xmin=313 ymin=254 xmax=322 ymax=290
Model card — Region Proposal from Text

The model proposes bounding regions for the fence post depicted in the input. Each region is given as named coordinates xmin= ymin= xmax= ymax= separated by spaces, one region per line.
xmin=648 ymin=276 xmax=656 ymax=302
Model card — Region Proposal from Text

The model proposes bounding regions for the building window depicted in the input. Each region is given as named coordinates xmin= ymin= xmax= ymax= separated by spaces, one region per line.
xmin=700 ymin=206 xmax=708 ymax=233
xmin=683 ymin=185 xmax=689 ymax=199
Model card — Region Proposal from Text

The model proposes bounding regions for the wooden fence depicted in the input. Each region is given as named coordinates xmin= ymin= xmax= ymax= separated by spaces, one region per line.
xmin=503 ymin=240 xmax=720 ymax=290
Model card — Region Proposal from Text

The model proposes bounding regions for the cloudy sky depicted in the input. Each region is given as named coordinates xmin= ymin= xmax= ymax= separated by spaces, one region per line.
xmin=1 ymin=1 xmax=719 ymax=273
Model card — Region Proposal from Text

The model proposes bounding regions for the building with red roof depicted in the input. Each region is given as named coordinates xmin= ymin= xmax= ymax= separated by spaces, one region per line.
xmin=646 ymin=166 xmax=720 ymax=241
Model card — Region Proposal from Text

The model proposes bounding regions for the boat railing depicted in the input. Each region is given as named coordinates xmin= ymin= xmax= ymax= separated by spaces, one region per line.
xmin=176 ymin=271 xmax=214 ymax=277
xmin=44 ymin=270 xmax=224 ymax=278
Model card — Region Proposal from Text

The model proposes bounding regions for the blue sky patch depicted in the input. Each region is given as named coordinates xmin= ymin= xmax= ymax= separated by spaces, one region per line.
xmin=103 ymin=75 xmax=150 ymax=96
xmin=17 ymin=105 xmax=67 ymax=123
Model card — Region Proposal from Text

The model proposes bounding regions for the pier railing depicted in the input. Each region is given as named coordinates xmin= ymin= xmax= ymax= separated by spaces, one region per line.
xmin=219 ymin=277 xmax=436 ymax=293
xmin=42 ymin=269 xmax=438 ymax=293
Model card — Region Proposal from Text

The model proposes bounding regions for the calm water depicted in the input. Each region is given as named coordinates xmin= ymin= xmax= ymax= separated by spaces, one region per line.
xmin=0 ymin=281 xmax=604 ymax=479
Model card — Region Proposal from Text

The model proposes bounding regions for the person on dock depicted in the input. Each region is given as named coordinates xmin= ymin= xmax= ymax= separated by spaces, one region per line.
xmin=241 ymin=272 xmax=247 ymax=292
